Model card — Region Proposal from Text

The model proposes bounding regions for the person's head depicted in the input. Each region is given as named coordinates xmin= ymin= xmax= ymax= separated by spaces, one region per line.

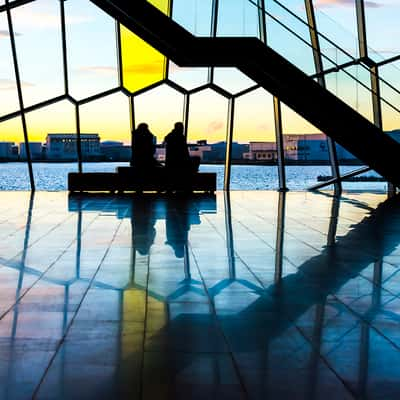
xmin=137 ymin=123 xmax=149 ymax=132
xmin=174 ymin=122 xmax=184 ymax=134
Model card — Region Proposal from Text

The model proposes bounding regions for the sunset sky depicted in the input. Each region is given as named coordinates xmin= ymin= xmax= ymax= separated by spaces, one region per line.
xmin=0 ymin=0 xmax=399 ymax=145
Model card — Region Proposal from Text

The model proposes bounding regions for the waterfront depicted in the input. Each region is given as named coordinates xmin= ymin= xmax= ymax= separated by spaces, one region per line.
xmin=0 ymin=162 xmax=387 ymax=192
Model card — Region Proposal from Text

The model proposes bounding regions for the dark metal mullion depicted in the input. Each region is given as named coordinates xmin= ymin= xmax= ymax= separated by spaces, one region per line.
xmin=208 ymin=0 xmax=219 ymax=83
xmin=115 ymin=21 xmax=123 ymax=87
xmin=308 ymin=166 xmax=371 ymax=191
xmin=309 ymin=59 xmax=360 ymax=79
xmin=355 ymin=0 xmax=368 ymax=60
xmin=60 ymin=0 xmax=69 ymax=94
xmin=164 ymin=78 xmax=187 ymax=95
xmin=0 ymin=94 xmax=68 ymax=123
xmin=305 ymin=0 xmax=341 ymax=194
xmin=257 ymin=0 xmax=267 ymax=43
xmin=183 ymin=93 xmax=190 ymax=139
xmin=274 ymin=191 xmax=285 ymax=283
xmin=273 ymin=97 xmax=287 ymax=191
xmin=376 ymin=54 xmax=400 ymax=67
xmin=6 ymin=0 xmax=35 ymax=191
xmin=224 ymin=192 xmax=236 ymax=280
xmin=75 ymin=105 xmax=83 ymax=173
xmin=224 ymin=97 xmax=234 ymax=191
xmin=0 ymin=0 xmax=34 ymax=13
xmin=129 ymin=96 xmax=136 ymax=166
xmin=370 ymin=65 xmax=383 ymax=128
xmin=164 ymin=0 xmax=173 ymax=78
xmin=77 ymin=87 xmax=121 ymax=105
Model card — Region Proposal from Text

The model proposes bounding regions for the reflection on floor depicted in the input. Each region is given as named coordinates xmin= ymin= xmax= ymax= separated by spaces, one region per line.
xmin=0 ymin=191 xmax=400 ymax=399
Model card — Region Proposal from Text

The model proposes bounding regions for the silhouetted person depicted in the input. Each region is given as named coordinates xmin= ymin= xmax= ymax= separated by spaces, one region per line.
xmin=164 ymin=122 xmax=200 ymax=173
xmin=132 ymin=123 xmax=157 ymax=170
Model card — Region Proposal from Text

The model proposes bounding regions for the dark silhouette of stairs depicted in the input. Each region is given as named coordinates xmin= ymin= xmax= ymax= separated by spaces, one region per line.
xmin=91 ymin=0 xmax=400 ymax=186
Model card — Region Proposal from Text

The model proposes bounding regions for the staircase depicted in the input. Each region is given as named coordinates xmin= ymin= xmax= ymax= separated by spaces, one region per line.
xmin=91 ymin=0 xmax=400 ymax=187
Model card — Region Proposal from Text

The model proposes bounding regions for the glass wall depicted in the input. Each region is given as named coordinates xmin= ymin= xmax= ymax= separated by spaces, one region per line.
xmin=0 ymin=0 xmax=398 ymax=192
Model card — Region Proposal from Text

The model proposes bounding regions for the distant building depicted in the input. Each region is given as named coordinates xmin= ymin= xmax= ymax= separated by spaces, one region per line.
xmin=155 ymin=146 xmax=165 ymax=162
xmin=296 ymin=139 xmax=329 ymax=161
xmin=0 ymin=142 xmax=17 ymax=160
xmin=19 ymin=142 xmax=43 ymax=160
xmin=100 ymin=141 xmax=131 ymax=161
xmin=243 ymin=142 xmax=277 ymax=161
xmin=201 ymin=141 xmax=248 ymax=162
xmin=188 ymin=140 xmax=213 ymax=160
xmin=283 ymin=133 xmax=326 ymax=160
xmin=242 ymin=134 xmax=358 ymax=162
xmin=46 ymin=133 xmax=101 ymax=160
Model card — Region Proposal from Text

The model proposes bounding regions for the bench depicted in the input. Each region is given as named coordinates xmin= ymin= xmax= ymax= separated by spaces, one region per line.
xmin=68 ymin=168 xmax=216 ymax=194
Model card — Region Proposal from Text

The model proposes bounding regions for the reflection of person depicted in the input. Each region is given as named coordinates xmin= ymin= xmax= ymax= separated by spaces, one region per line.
xmin=164 ymin=122 xmax=200 ymax=173
xmin=165 ymin=197 xmax=201 ymax=258
xmin=132 ymin=123 xmax=157 ymax=170
xmin=131 ymin=198 xmax=156 ymax=255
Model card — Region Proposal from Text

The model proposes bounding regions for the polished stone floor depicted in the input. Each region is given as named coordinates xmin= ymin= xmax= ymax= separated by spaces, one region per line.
xmin=0 ymin=191 xmax=400 ymax=399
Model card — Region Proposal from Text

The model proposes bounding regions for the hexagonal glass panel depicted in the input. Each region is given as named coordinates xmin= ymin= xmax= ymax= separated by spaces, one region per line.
xmin=65 ymin=0 xmax=118 ymax=100
xmin=213 ymin=68 xmax=256 ymax=95
xmin=11 ymin=0 xmax=64 ymax=107
xmin=234 ymin=87 xmax=274 ymax=143
xmin=233 ymin=88 xmax=278 ymax=189
xmin=187 ymin=88 xmax=228 ymax=160
xmin=167 ymin=62 xmax=208 ymax=90
xmin=134 ymin=84 xmax=184 ymax=144
xmin=0 ymin=12 xmax=19 ymax=117
xmin=25 ymin=100 xmax=78 ymax=189
xmin=79 ymin=92 xmax=131 ymax=168
xmin=120 ymin=24 xmax=167 ymax=94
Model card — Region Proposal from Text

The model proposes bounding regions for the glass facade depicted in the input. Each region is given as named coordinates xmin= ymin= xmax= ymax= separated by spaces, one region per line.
xmin=0 ymin=0 xmax=399 ymax=191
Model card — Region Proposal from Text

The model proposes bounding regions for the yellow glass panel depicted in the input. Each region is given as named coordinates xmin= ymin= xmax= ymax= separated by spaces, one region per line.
xmin=120 ymin=24 xmax=167 ymax=93
xmin=120 ymin=0 xmax=170 ymax=93
xmin=148 ymin=0 xmax=170 ymax=14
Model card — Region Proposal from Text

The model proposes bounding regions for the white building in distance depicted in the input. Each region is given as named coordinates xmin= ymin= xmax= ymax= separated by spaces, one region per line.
xmin=46 ymin=134 xmax=101 ymax=160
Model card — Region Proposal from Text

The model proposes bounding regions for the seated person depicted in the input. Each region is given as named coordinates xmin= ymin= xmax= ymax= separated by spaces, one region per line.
xmin=163 ymin=122 xmax=200 ymax=173
xmin=132 ymin=123 xmax=158 ymax=170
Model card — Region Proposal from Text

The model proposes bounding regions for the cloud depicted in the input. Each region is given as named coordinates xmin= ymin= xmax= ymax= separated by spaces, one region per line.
xmin=0 ymin=30 xmax=21 ymax=39
xmin=314 ymin=0 xmax=382 ymax=7
xmin=206 ymin=121 xmax=224 ymax=134
xmin=0 ymin=79 xmax=34 ymax=90
xmin=78 ymin=66 xmax=117 ymax=76
xmin=124 ymin=62 xmax=165 ymax=75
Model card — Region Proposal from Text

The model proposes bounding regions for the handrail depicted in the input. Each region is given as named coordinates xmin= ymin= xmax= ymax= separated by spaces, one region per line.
xmin=246 ymin=0 xmax=400 ymax=115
